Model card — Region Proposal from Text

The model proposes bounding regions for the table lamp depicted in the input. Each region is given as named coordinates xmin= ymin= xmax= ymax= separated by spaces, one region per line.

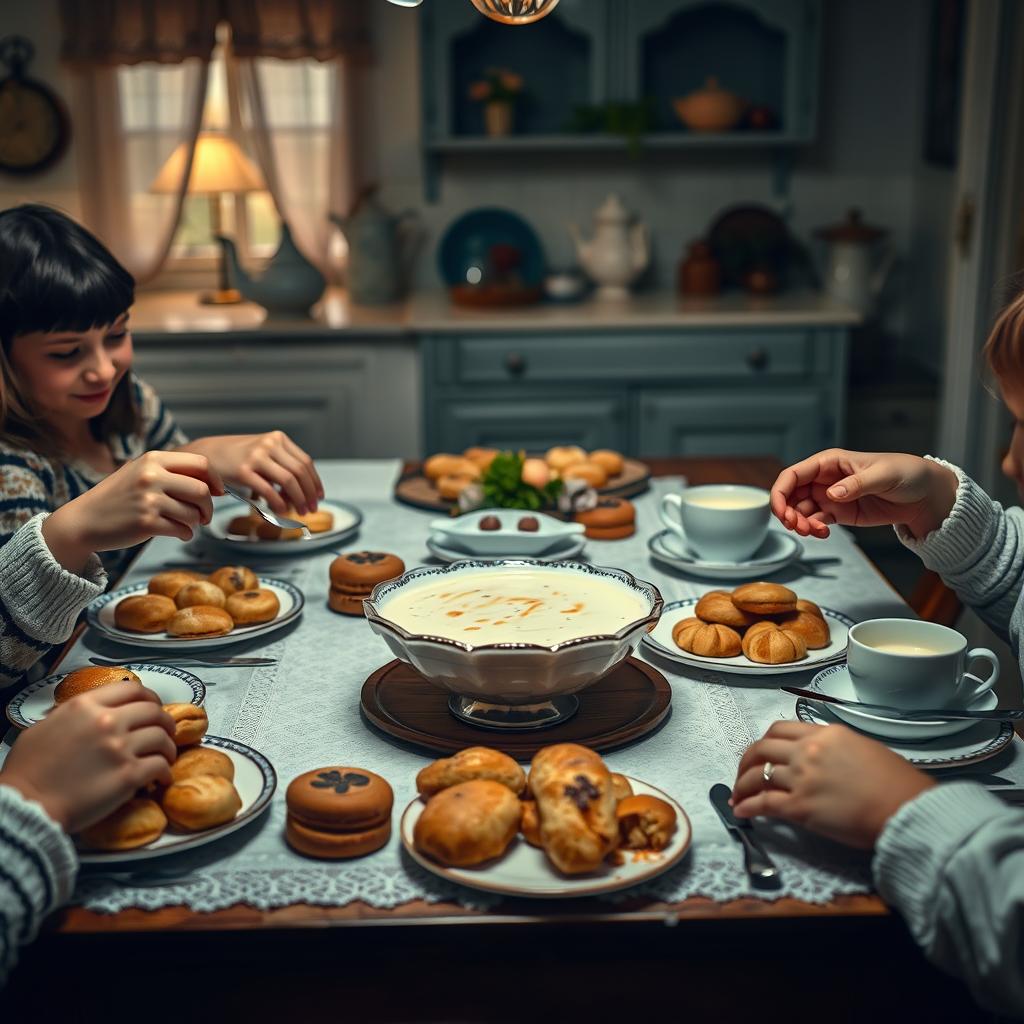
xmin=150 ymin=131 xmax=266 ymax=304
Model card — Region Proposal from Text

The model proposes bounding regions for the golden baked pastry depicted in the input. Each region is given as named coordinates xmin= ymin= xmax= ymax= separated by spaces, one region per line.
xmin=561 ymin=461 xmax=609 ymax=488
xmin=588 ymin=449 xmax=624 ymax=477
xmin=463 ymin=447 xmax=499 ymax=471
xmin=225 ymin=588 xmax=280 ymax=625
xmin=208 ymin=565 xmax=259 ymax=596
xmin=416 ymin=746 xmax=526 ymax=798
xmin=114 ymin=593 xmax=176 ymax=633
xmin=694 ymin=590 xmax=756 ymax=630
xmin=528 ymin=743 xmax=618 ymax=875
xmin=545 ymin=446 xmax=588 ymax=471
xmin=226 ymin=514 xmax=258 ymax=538
xmin=520 ymin=799 xmax=542 ymax=848
xmin=672 ymin=617 xmax=742 ymax=658
xmin=731 ymin=582 xmax=798 ymax=615
xmin=170 ymin=746 xmax=235 ymax=784
xmin=424 ymin=453 xmax=463 ymax=480
xmin=253 ymin=519 xmax=303 ymax=541
xmin=163 ymin=703 xmax=209 ymax=747
xmin=436 ymin=473 xmax=476 ymax=501
xmin=292 ymin=508 xmax=334 ymax=533
xmin=778 ymin=609 xmax=831 ymax=649
xmin=80 ymin=797 xmax=167 ymax=851
xmin=148 ymin=570 xmax=204 ymax=598
xmin=174 ymin=580 xmax=227 ymax=610
xmin=741 ymin=624 xmax=807 ymax=664
xmin=413 ymin=779 xmax=522 ymax=867
xmin=161 ymin=775 xmax=242 ymax=832
xmin=54 ymin=666 xmax=142 ymax=704
xmin=616 ymin=795 xmax=677 ymax=851
xmin=166 ymin=605 xmax=234 ymax=639
xmin=610 ymin=773 xmax=634 ymax=803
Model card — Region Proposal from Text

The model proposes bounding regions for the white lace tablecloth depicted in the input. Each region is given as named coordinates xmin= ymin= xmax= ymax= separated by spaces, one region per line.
xmin=22 ymin=460 xmax=1024 ymax=914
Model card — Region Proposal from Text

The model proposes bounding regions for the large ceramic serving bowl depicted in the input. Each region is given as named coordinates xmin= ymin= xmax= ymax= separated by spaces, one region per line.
xmin=364 ymin=560 xmax=662 ymax=725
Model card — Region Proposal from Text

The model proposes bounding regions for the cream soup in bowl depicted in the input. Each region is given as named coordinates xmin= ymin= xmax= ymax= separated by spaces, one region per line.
xmin=364 ymin=560 xmax=663 ymax=716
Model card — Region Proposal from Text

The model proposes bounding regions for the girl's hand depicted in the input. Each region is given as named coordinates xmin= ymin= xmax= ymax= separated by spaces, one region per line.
xmin=731 ymin=721 xmax=935 ymax=849
xmin=42 ymin=451 xmax=224 ymax=572
xmin=0 ymin=683 xmax=176 ymax=834
xmin=771 ymin=448 xmax=959 ymax=539
xmin=181 ymin=432 xmax=323 ymax=515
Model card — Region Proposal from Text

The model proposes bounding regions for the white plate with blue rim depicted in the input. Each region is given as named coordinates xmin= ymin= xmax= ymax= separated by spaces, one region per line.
xmin=426 ymin=531 xmax=587 ymax=564
xmin=5 ymin=663 xmax=206 ymax=730
xmin=202 ymin=498 xmax=362 ymax=555
xmin=802 ymin=663 xmax=1000 ymax=741
xmin=86 ymin=577 xmax=304 ymax=650
xmin=76 ymin=735 xmax=277 ymax=864
xmin=795 ymin=693 xmax=1014 ymax=770
xmin=648 ymin=527 xmax=802 ymax=580
xmin=430 ymin=510 xmax=585 ymax=557
xmin=642 ymin=597 xmax=853 ymax=677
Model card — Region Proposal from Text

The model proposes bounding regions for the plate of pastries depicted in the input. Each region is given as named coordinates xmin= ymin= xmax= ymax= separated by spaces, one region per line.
xmin=78 ymin=719 xmax=276 ymax=864
xmin=643 ymin=583 xmax=855 ymax=677
xmin=86 ymin=566 xmax=304 ymax=650
xmin=6 ymin=664 xmax=206 ymax=730
xmin=395 ymin=446 xmax=651 ymax=512
xmin=401 ymin=744 xmax=692 ymax=898
xmin=203 ymin=498 xmax=362 ymax=554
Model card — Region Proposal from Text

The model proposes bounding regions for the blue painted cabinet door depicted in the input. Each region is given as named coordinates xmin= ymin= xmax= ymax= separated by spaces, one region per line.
xmin=434 ymin=395 xmax=628 ymax=453
xmin=638 ymin=389 xmax=827 ymax=463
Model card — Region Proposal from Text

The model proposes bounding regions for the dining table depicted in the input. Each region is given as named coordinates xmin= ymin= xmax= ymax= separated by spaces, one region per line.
xmin=3 ymin=456 xmax=1010 ymax=1022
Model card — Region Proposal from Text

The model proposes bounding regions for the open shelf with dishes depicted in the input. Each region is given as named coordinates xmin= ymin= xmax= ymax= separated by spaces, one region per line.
xmin=420 ymin=0 xmax=821 ymax=198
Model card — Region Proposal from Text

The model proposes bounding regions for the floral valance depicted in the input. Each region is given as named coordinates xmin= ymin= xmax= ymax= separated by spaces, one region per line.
xmin=59 ymin=0 xmax=371 ymax=66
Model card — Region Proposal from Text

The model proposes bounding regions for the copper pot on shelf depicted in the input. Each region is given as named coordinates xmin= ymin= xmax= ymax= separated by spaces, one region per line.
xmin=678 ymin=240 xmax=722 ymax=296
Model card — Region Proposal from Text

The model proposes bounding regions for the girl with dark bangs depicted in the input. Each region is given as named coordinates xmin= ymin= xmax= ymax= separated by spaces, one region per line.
xmin=0 ymin=205 xmax=323 ymax=568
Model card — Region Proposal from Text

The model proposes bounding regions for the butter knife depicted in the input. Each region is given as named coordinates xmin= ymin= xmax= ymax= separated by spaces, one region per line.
xmin=708 ymin=783 xmax=780 ymax=887
xmin=784 ymin=686 xmax=1024 ymax=722
xmin=88 ymin=656 xmax=276 ymax=668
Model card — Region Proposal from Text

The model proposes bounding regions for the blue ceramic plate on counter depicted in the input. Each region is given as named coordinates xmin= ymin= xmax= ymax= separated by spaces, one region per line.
xmin=438 ymin=207 xmax=546 ymax=286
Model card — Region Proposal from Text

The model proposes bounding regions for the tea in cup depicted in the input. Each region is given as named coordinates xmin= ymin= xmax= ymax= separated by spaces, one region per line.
xmin=660 ymin=485 xmax=770 ymax=562
xmin=846 ymin=618 xmax=999 ymax=710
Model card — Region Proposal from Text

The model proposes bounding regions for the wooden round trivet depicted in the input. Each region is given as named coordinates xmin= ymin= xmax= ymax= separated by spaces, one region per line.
xmin=393 ymin=458 xmax=652 ymax=513
xmin=359 ymin=656 xmax=671 ymax=759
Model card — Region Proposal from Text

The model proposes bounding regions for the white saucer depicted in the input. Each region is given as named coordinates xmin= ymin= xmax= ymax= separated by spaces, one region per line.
xmin=642 ymin=597 xmax=852 ymax=677
xmin=426 ymin=532 xmax=587 ymax=564
xmin=648 ymin=528 xmax=802 ymax=580
xmin=806 ymin=663 xmax=999 ymax=741
xmin=796 ymin=698 xmax=1014 ymax=770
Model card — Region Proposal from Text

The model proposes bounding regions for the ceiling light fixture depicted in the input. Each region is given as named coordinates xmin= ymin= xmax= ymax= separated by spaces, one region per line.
xmin=385 ymin=0 xmax=561 ymax=24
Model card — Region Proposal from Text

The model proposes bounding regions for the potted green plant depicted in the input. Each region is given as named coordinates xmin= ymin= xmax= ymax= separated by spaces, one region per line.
xmin=469 ymin=68 xmax=525 ymax=137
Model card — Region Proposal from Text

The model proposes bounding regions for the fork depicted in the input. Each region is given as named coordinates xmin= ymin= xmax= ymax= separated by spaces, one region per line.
xmin=88 ymin=655 xmax=276 ymax=668
xmin=224 ymin=484 xmax=311 ymax=539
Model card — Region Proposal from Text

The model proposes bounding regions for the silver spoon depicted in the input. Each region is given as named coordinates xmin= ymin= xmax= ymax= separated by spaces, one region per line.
xmin=224 ymin=484 xmax=311 ymax=539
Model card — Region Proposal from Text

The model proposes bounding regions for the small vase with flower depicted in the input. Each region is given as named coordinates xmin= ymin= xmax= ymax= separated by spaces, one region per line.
xmin=469 ymin=68 xmax=525 ymax=138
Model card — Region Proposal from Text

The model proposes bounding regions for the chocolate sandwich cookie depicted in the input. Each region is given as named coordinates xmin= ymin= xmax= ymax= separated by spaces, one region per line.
xmin=574 ymin=497 xmax=636 ymax=540
xmin=327 ymin=551 xmax=406 ymax=617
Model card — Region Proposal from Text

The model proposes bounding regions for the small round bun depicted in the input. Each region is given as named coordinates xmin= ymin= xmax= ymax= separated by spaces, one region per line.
xmin=225 ymin=588 xmax=280 ymax=625
xmin=545 ymin=446 xmax=588 ymax=471
xmin=695 ymin=590 xmax=756 ymax=630
xmin=170 ymin=746 xmax=235 ymax=784
xmin=520 ymin=799 xmax=542 ymax=848
xmin=796 ymin=598 xmax=824 ymax=619
xmin=148 ymin=571 xmax=204 ymax=598
xmin=672 ymin=617 xmax=742 ymax=657
xmin=416 ymin=747 xmax=526 ymax=797
xmin=413 ymin=779 xmax=522 ymax=867
xmin=114 ymin=594 xmax=176 ymax=633
xmin=161 ymin=775 xmax=242 ymax=832
xmin=424 ymin=453 xmax=463 ymax=480
xmin=463 ymin=447 xmax=499 ymax=470
xmin=777 ymin=609 xmax=831 ymax=649
xmin=588 ymin=449 xmax=625 ymax=476
xmin=731 ymin=582 xmax=797 ymax=615
xmin=741 ymin=624 xmax=807 ymax=664
xmin=163 ymin=703 xmax=208 ymax=747
xmin=610 ymin=773 xmax=634 ymax=802
xmin=54 ymin=666 xmax=142 ymax=705
xmin=79 ymin=797 xmax=167 ymax=851
xmin=174 ymin=580 xmax=227 ymax=610
xmin=166 ymin=606 xmax=234 ymax=638
xmin=561 ymin=461 xmax=609 ymax=488
xmin=616 ymin=795 xmax=677 ymax=851
xmin=436 ymin=473 xmax=476 ymax=501
xmin=208 ymin=566 xmax=259 ymax=596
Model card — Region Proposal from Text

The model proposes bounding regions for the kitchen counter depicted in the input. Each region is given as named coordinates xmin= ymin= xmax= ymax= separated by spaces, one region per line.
xmin=130 ymin=288 xmax=859 ymax=339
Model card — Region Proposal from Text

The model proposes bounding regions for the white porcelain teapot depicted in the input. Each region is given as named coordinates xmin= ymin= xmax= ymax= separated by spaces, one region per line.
xmin=569 ymin=194 xmax=649 ymax=300
xmin=815 ymin=209 xmax=894 ymax=319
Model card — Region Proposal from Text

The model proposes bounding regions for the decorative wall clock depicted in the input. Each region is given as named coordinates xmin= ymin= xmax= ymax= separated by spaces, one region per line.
xmin=0 ymin=36 xmax=71 ymax=175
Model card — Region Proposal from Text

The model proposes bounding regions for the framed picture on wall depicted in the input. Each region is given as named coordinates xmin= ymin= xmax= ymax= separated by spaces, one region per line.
xmin=923 ymin=0 xmax=966 ymax=167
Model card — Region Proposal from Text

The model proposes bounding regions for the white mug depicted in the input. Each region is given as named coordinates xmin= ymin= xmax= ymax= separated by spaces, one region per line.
xmin=660 ymin=485 xmax=770 ymax=562
xmin=847 ymin=618 xmax=999 ymax=710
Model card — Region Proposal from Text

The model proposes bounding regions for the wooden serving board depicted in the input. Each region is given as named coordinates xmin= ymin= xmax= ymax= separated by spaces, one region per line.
xmin=394 ymin=457 xmax=652 ymax=514
xmin=359 ymin=657 xmax=671 ymax=759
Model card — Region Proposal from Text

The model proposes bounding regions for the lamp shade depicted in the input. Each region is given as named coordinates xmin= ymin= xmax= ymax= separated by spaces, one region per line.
xmin=150 ymin=132 xmax=265 ymax=195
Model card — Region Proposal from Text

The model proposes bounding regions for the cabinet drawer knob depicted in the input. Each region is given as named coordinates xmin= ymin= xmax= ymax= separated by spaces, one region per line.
xmin=504 ymin=352 xmax=527 ymax=376
xmin=747 ymin=348 xmax=769 ymax=371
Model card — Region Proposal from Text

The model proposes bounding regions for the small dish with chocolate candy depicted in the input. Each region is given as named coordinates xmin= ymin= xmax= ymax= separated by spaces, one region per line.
xmin=429 ymin=510 xmax=585 ymax=558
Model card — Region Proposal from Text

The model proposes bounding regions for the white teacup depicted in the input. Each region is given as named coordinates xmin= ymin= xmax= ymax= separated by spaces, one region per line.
xmin=660 ymin=485 xmax=770 ymax=562
xmin=847 ymin=619 xmax=999 ymax=710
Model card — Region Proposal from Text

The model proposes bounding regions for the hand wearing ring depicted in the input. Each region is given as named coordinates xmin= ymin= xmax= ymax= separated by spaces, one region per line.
xmin=762 ymin=761 xmax=775 ymax=786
